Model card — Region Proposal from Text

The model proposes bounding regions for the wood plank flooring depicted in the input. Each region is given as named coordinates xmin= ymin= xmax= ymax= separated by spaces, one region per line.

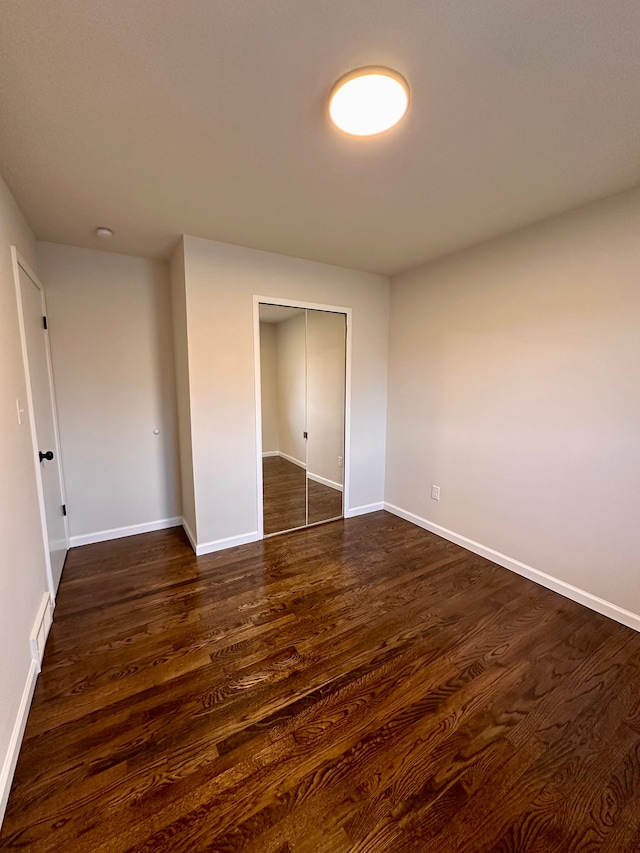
xmin=262 ymin=456 xmax=342 ymax=534
xmin=2 ymin=512 xmax=640 ymax=851
xmin=307 ymin=477 xmax=342 ymax=526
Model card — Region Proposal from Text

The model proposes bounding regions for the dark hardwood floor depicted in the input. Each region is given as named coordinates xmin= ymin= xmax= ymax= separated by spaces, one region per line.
xmin=307 ymin=477 xmax=342 ymax=526
xmin=2 ymin=512 xmax=640 ymax=852
xmin=262 ymin=456 xmax=342 ymax=534
xmin=263 ymin=456 xmax=306 ymax=533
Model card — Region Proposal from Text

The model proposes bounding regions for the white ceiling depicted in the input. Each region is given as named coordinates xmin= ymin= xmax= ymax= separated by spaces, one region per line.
xmin=1 ymin=0 xmax=639 ymax=276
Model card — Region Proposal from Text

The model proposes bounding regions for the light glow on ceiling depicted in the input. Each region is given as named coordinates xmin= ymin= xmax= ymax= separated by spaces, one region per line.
xmin=328 ymin=67 xmax=409 ymax=137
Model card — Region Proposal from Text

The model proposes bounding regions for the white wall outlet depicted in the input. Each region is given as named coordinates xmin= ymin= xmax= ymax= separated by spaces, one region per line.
xmin=431 ymin=485 xmax=440 ymax=501
xmin=338 ymin=456 xmax=343 ymax=468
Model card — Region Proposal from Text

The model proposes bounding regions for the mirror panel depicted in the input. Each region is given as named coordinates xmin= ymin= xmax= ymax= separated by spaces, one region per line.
xmin=306 ymin=309 xmax=346 ymax=525
xmin=260 ymin=305 xmax=306 ymax=534
xmin=259 ymin=303 xmax=346 ymax=536
xmin=262 ymin=454 xmax=306 ymax=535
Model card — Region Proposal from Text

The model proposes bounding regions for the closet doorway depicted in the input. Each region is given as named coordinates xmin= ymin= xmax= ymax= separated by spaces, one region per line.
xmin=255 ymin=299 xmax=349 ymax=537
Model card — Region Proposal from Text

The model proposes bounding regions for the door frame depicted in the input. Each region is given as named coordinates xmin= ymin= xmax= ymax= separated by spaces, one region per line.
xmin=12 ymin=246 xmax=69 ymax=601
xmin=253 ymin=295 xmax=352 ymax=540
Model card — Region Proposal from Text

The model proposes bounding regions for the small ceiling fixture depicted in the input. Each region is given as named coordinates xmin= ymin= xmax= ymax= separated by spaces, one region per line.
xmin=95 ymin=227 xmax=113 ymax=239
xmin=328 ymin=67 xmax=409 ymax=137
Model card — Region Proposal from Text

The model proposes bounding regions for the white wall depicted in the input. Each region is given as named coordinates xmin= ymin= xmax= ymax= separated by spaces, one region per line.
xmin=37 ymin=243 xmax=181 ymax=544
xmin=307 ymin=309 xmax=346 ymax=487
xmin=180 ymin=235 xmax=389 ymax=550
xmin=259 ymin=322 xmax=279 ymax=454
xmin=276 ymin=313 xmax=306 ymax=466
xmin=170 ymin=240 xmax=197 ymax=541
xmin=385 ymin=187 xmax=640 ymax=622
xmin=0 ymin=175 xmax=50 ymax=823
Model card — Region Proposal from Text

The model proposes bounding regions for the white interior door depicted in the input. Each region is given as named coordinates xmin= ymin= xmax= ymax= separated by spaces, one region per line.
xmin=16 ymin=256 xmax=68 ymax=594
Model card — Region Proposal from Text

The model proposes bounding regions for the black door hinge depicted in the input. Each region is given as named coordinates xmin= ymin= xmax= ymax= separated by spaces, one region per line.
xmin=42 ymin=316 xmax=48 ymax=330
xmin=303 ymin=431 xmax=308 ymax=439
xmin=62 ymin=504 xmax=67 ymax=516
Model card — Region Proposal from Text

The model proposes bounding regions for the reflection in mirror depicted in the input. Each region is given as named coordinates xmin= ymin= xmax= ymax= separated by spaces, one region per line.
xmin=306 ymin=309 xmax=346 ymax=525
xmin=260 ymin=305 xmax=306 ymax=534
xmin=259 ymin=303 xmax=346 ymax=536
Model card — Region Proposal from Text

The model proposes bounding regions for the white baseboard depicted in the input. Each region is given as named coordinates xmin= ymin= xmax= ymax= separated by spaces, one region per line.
xmin=278 ymin=451 xmax=306 ymax=470
xmin=195 ymin=530 xmax=261 ymax=556
xmin=262 ymin=451 xmax=279 ymax=458
xmin=0 ymin=659 xmax=38 ymax=827
xmin=344 ymin=502 xmax=385 ymax=518
xmin=69 ymin=517 xmax=182 ymax=548
xmin=307 ymin=471 xmax=343 ymax=492
xmin=182 ymin=518 xmax=197 ymax=553
xmin=1 ymin=586 xmax=56 ymax=825
xmin=384 ymin=502 xmax=640 ymax=633
xmin=30 ymin=592 xmax=53 ymax=673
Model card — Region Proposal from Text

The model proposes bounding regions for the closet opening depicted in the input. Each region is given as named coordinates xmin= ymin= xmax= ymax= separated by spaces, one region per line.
xmin=253 ymin=298 xmax=350 ymax=538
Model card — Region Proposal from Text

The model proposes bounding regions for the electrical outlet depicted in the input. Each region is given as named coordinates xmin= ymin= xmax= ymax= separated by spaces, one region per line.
xmin=431 ymin=485 xmax=440 ymax=501
xmin=338 ymin=456 xmax=343 ymax=468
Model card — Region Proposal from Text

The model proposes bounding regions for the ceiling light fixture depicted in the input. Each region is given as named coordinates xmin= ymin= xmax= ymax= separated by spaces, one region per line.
xmin=328 ymin=67 xmax=409 ymax=137
xmin=95 ymin=227 xmax=113 ymax=239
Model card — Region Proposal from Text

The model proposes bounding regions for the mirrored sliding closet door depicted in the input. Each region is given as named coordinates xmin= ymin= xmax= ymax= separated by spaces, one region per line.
xmin=259 ymin=304 xmax=346 ymax=536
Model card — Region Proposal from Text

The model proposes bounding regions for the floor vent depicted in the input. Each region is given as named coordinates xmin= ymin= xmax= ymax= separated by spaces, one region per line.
xmin=30 ymin=593 xmax=53 ymax=672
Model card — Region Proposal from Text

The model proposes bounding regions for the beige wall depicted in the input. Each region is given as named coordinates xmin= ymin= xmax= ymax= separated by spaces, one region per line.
xmin=170 ymin=240 xmax=196 ymax=540
xmin=37 ymin=243 xmax=181 ymax=542
xmin=385 ymin=187 xmax=640 ymax=618
xmin=259 ymin=322 xmax=279 ymax=454
xmin=307 ymin=309 xmax=346 ymax=488
xmin=276 ymin=313 xmax=306 ymax=466
xmin=0 ymin=175 xmax=49 ymax=821
xmin=181 ymin=235 xmax=389 ymax=549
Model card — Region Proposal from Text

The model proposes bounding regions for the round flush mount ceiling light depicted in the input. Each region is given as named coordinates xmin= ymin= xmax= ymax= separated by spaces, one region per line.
xmin=95 ymin=227 xmax=113 ymax=239
xmin=328 ymin=67 xmax=409 ymax=137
